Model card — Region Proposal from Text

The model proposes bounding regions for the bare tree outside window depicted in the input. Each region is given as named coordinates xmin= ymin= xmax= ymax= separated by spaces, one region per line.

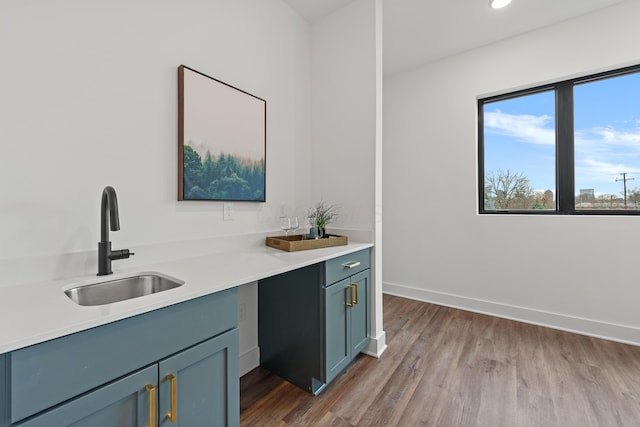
xmin=628 ymin=188 xmax=640 ymax=209
xmin=484 ymin=169 xmax=534 ymax=210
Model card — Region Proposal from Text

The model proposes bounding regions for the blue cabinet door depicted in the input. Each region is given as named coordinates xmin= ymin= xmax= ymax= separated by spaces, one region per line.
xmin=158 ymin=328 xmax=239 ymax=427
xmin=16 ymin=365 xmax=157 ymax=427
xmin=349 ymin=270 xmax=370 ymax=356
xmin=325 ymin=279 xmax=351 ymax=384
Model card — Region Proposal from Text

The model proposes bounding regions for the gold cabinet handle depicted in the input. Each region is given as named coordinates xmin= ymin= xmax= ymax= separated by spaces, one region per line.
xmin=346 ymin=285 xmax=354 ymax=307
xmin=342 ymin=261 xmax=361 ymax=269
xmin=352 ymin=282 xmax=359 ymax=305
xmin=166 ymin=374 xmax=178 ymax=423
xmin=146 ymin=384 xmax=156 ymax=427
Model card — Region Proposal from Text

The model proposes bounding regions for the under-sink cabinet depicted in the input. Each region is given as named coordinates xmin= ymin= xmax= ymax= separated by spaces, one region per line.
xmin=0 ymin=288 xmax=239 ymax=427
xmin=258 ymin=248 xmax=370 ymax=395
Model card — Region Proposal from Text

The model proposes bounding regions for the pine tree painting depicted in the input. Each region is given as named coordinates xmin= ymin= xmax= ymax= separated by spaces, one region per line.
xmin=179 ymin=65 xmax=266 ymax=201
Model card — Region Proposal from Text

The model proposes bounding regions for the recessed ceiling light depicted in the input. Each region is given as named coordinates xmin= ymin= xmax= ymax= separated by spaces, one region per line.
xmin=490 ymin=0 xmax=512 ymax=9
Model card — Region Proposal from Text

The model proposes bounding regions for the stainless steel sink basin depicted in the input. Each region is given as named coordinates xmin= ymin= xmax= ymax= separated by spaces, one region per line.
xmin=65 ymin=273 xmax=184 ymax=306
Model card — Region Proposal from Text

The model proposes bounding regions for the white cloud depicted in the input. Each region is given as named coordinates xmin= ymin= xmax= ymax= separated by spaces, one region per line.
xmin=578 ymin=158 xmax=630 ymax=176
xmin=484 ymin=110 xmax=555 ymax=145
xmin=574 ymin=124 xmax=640 ymax=185
xmin=576 ymin=126 xmax=640 ymax=148
xmin=575 ymin=156 xmax=640 ymax=188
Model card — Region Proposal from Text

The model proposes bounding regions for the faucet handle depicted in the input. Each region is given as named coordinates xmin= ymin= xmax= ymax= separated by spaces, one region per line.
xmin=109 ymin=249 xmax=135 ymax=260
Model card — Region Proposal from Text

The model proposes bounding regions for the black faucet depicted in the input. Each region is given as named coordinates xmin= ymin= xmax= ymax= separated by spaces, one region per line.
xmin=98 ymin=186 xmax=134 ymax=276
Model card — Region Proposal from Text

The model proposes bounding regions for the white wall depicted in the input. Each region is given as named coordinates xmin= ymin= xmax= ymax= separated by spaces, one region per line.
xmin=0 ymin=0 xmax=317 ymax=373
xmin=384 ymin=1 xmax=640 ymax=344
xmin=0 ymin=0 xmax=312 ymax=286
xmin=311 ymin=0 xmax=377 ymax=230
xmin=311 ymin=0 xmax=385 ymax=355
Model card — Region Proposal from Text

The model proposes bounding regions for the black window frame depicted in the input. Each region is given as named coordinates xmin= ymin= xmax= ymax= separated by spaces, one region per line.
xmin=478 ymin=63 xmax=640 ymax=215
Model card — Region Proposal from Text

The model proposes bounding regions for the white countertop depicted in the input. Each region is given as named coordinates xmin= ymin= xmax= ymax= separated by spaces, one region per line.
xmin=0 ymin=242 xmax=372 ymax=354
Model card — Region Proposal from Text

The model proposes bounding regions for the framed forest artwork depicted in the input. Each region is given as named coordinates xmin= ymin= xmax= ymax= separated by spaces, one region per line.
xmin=178 ymin=65 xmax=266 ymax=201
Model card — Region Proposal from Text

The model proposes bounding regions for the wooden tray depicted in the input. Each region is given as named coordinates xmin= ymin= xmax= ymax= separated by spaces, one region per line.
xmin=265 ymin=234 xmax=348 ymax=252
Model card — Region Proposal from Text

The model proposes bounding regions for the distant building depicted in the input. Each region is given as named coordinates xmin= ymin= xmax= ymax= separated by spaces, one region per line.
xmin=579 ymin=189 xmax=595 ymax=200
xmin=542 ymin=190 xmax=554 ymax=208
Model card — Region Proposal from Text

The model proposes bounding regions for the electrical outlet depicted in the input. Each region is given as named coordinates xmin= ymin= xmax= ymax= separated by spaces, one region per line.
xmin=223 ymin=202 xmax=234 ymax=220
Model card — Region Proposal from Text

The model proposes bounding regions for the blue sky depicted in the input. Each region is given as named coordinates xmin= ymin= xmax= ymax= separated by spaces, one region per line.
xmin=484 ymin=71 xmax=640 ymax=198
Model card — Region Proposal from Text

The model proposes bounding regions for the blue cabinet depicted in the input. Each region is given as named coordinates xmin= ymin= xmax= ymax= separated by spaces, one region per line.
xmin=325 ymin=269 xmax=370 ymax=385
xmin=259 ymin=249 xmax=370 ymax=394
xmin=15 ymin=330 xmax=239 ymax=427
xmin=1 ymin=289 xmax=239 ymax=427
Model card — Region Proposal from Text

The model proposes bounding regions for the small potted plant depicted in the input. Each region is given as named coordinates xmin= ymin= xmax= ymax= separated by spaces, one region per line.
xmin=307 ymin=201 xmax=340 ymax=238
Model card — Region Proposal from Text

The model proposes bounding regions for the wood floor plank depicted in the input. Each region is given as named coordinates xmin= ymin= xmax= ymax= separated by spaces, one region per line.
xmin=397 ymin=313 xmax=472 ymax=424
xmin=240 ymin=294 xmax=640 ymax=426
xmin=356 ymin=309 xmax=449 ymax=426
xmin=329 ymin=301 xmax=443 ymax=425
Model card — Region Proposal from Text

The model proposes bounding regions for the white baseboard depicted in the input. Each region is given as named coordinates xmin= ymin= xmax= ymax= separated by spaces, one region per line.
xmin=383 ymin=281 xmax=640 ymax=347
xmin=364 ymin=331 xmax=387 ymax=358
xmin=239 ymin=346 xmax=260 ymax=377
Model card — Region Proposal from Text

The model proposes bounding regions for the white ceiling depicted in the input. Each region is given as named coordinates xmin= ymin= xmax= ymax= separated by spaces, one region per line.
xmin=281 ymin=0 xmax=357 ymax=22
xmin=283 ymin=0 xmax=628 ymax=75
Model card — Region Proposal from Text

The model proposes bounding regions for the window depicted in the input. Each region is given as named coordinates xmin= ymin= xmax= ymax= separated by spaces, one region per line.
xmin=479 ymin=64 xmax=640 ymax=214
xmin=482 ymin=90 xmax=556 ymax=211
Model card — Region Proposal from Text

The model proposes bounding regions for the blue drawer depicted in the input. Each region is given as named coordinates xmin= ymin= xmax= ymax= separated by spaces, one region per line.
xmin=324 ymin=249 xmax=370 ymax=285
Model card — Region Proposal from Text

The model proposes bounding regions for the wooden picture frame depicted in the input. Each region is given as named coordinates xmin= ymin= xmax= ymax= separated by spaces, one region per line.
xmin=178 ymin=65 xmax=266 ymax=201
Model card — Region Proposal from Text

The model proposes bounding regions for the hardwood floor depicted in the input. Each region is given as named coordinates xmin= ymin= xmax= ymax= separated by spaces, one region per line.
xmin=240 ymin=294 xmax=640 ymax=426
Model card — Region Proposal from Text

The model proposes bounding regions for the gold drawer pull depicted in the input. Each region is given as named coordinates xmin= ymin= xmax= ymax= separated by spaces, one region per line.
xmin=342 ymin=261 xmax=361 ymax=269
xmin=166 ymin=373 xmax=178 ymax=423
xmin=146 ymin=384 xmax=156 ymax=427
xmin=346 ymin=284 xmax=354 ymax=307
